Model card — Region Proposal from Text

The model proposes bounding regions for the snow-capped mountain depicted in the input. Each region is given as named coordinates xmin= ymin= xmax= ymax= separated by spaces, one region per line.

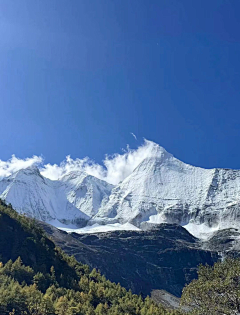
xmin=1 ymin=142 xmax=240 ymax=238
xmin=0 ymin=166 xmax=113 ymax=226
xmin=58 ymin=171 xmax=113 ymax=218
xmin=92 ymin=143 xmax=240 ymax=236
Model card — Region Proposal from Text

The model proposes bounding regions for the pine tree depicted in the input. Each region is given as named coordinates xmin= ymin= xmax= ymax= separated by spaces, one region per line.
xmin=181 ymin=257 xmax=240 ymax=315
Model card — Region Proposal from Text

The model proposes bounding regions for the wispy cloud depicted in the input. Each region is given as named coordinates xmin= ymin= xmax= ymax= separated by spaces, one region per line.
xmin=130 ymin=132 xmax=137 ymax=140
xmin=0 ymin=140 xmax=160 ymax=185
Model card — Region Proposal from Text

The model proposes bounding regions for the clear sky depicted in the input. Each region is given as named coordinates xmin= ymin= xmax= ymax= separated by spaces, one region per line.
xmin=1 ymin=0 xmax=240 ymax=169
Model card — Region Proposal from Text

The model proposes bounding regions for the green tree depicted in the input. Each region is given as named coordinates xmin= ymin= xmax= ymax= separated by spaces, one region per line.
xmin=55 ymin=296 xmax=69 ymax=315
xmin=181 ymin=257 xmax=240 ymax=315
xmin=0 ymin=276 xmax=27 ymax=314
xmin=33 ymin=272 xmax=50 ymax=292
xmin=95 ymin=302 xmax=108 ymax=315
xmin=24 ymin=284 xmax=44 ymax=315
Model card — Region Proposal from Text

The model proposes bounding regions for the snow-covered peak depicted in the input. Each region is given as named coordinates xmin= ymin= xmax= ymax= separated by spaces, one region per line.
xmin=59 ymin=170 xmax=113 ymax=194
xmin=59 ymin=170 xmax=88 ymax=182
xmin=143 ymin=141 xmax=171 ymax=158
xmin=59 ymin=170 xmax=114 ymax=217
xmin=0 ymin=165 xmax=113 ymax=225
xmin=12 ymin=165 xmax=42 ymax=178
xmin=2 ymin=142 xmax=240 ymax=238
xmin=92 ymin=145 xmax=240 ymax=238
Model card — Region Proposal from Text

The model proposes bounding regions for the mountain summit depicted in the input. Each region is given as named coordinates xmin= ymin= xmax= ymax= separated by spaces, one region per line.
xmin=93 ymin=143 xmax=240 ymax=236
xmin=1 ymin=142 xmax=240 ymax=237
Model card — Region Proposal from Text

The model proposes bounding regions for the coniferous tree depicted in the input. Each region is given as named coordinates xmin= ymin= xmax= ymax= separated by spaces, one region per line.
xmin=181 ymin=257 xmax=240 ymax=315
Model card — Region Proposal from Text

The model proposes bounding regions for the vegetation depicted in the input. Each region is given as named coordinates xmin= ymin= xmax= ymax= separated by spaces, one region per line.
xmin=6 ymin=197 xmax=240 ymax=315
xmin=181 ymin=257 xmax=240 ymax=315
xmin=0 ymin=200 xmax=180 ymax=315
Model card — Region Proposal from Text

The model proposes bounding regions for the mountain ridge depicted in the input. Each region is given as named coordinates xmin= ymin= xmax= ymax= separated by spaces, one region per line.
xmin=1 ymin=141 xmax=240 ymax=238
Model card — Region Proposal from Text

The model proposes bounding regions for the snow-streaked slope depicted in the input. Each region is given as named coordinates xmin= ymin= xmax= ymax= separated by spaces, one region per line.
xmin=0 ymin=166 xmax=113 ymax=226
xmin=92 ymin=143 xmax=240 ymax=235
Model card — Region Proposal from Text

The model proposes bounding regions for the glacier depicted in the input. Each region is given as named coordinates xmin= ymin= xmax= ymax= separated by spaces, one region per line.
xmin=1 ymin=141 xmax=240 ymax=238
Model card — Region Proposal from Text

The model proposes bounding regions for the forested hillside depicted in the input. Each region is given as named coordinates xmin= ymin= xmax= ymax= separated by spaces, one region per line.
xmin=0 ymin=200 xmax=181 ymax=315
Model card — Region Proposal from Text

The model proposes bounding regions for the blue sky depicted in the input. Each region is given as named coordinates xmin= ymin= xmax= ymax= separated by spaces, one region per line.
xmin=1 ymin=0 xmax=240 ymax=170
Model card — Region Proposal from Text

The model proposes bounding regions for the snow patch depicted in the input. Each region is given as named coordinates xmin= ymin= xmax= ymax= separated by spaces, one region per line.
xmin=58 ymin=222 xmax=140 ymax=234
xmin=183 ymin=223 xmax=219 ymax=240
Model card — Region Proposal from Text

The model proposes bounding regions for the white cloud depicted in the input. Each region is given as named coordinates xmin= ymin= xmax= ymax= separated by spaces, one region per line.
xmin=41 ymin=140 xmax=159 ymax=184
xmin=0 ymin=155 xmax=43 ymax=179
xmin=0 ymin=140 xmax=160 ymax=185
xmin=130 ymin=132 xmax=137 ymax=140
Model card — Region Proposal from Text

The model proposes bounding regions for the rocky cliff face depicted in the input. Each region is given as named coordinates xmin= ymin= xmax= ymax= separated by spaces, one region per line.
xmin=40 ymin=221 xmax=219 ymax=297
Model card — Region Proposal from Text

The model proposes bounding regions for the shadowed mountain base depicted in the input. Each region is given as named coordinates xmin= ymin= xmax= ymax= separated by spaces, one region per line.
xmin=40 ymin=222 xmax=219 ymax=297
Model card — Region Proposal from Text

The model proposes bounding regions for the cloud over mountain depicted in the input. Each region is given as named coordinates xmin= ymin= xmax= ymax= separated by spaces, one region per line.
xmin=0 ymin=155 xmax=43 ymax=179
xmin=0 ymin=140 xmax=158 ymax=185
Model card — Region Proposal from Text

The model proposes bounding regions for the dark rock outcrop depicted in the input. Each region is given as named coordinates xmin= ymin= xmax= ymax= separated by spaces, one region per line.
xmin=40 ymin=222 xmax=218 ymax=297
xmin=203 ymin=228 xmax=240 ymax=258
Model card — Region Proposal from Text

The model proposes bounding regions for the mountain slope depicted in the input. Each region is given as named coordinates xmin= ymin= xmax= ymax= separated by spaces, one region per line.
xmin=59 ymin=171 xmax=113 ymax=217
xmin=0 ymin=200 xmax=174 ymax=315
xmin=39 ymin=220 xmax=218 ymax=297
xmin=0 ymin=166 xmax=113 ymax=226
xmin=92 ymin=143 xmax=240 ymax=236
xmin=1 ymin=141 xmax=240 ymax=237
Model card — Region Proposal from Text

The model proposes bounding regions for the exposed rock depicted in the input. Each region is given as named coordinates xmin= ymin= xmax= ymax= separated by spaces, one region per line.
xmin=151 ymin=290 xmax=181 ymax=310
xmin=203 ymin=228 xmax=240 ymax=258
xmin=40 ymin=221 xmax=218 ymax=297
